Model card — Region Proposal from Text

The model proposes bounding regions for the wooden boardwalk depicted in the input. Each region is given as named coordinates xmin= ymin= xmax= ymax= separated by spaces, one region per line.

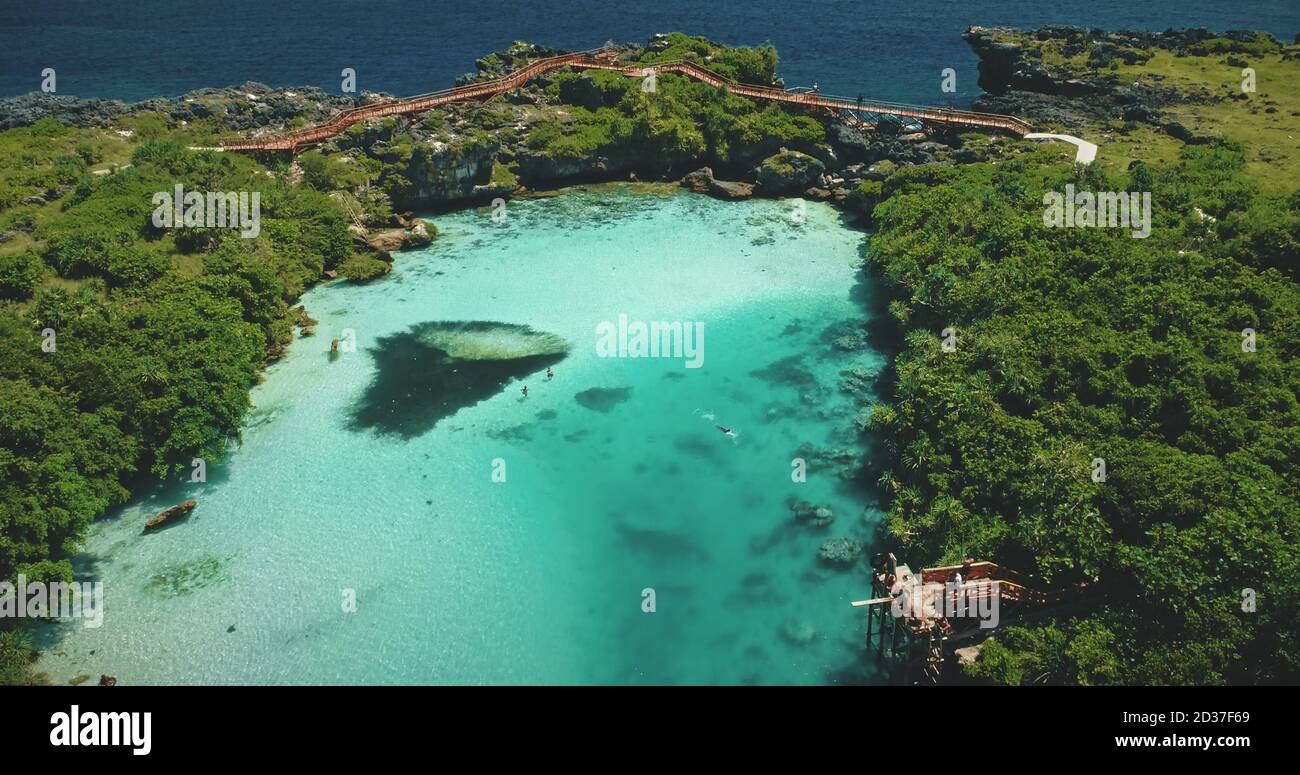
xmin=220 ymin=49 xmax=1032 ymax=153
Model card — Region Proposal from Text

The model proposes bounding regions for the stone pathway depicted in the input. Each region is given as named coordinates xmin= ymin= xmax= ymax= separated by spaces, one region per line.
xmin=1024 ymin=133 xmax=1098 ymax=164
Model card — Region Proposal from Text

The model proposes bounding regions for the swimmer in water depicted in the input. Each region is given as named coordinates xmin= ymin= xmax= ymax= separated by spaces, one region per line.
xmin=546 ymin=367 xmax=554 ymax=379
xmin=717 ymin=425 xmax=735 ymax=437
xmin=521 ymin=385 xmax=528 ymax=397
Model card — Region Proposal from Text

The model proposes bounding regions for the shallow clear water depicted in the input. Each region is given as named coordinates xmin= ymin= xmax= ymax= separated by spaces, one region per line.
xmin=37 ymin=185 xmax=889 ymax=685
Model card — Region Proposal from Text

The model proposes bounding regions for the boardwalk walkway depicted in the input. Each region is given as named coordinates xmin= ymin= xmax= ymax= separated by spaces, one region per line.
xmin=220 ymin=49 xmax=1032 ymax=153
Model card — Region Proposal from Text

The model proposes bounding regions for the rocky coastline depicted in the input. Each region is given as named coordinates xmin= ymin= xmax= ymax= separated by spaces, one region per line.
xmin=0 ymin=36 xmax=1002 ymax=221
xmin=964 ymin=26 xmax=1296 ymax=143
xmin=5 ymin=26 xmax=1285 ymax=217
xmin=3 ymin=26 xmax=1274 ymax=297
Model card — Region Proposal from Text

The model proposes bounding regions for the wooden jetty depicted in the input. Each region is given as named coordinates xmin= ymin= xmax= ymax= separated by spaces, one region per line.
xmin=852 ymin=554 xmax=1095 ymax=684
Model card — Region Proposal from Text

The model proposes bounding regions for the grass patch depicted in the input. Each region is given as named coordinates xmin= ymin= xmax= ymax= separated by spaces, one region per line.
xmin=1114 ymin=48 xmax=1300 ymax=191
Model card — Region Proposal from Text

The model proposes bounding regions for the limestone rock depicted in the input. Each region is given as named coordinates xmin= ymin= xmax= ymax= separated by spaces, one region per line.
xmin=756 ymin=151 xmax=825 ymax=194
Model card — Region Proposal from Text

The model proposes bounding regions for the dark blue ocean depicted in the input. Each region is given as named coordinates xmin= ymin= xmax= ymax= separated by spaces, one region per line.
xmin=2 ymin=0 xmax=1295 ymax=104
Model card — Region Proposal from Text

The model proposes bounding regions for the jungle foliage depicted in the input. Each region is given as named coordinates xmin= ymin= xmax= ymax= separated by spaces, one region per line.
xmin=866 ymin=143 xmax=1300 ymax=684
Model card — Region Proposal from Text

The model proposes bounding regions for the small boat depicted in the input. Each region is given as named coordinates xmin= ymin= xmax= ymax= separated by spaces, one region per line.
xmin=144 ymin=500 xmax=197 ymax=531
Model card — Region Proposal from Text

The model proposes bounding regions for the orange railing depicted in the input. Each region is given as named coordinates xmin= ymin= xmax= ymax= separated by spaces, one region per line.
xmin=220 ymin=49 xmax=1030 ymax=152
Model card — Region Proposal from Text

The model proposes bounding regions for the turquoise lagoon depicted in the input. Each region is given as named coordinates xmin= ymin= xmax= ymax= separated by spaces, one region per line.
xmin=37 ymin=184 xmax=891 ymax=685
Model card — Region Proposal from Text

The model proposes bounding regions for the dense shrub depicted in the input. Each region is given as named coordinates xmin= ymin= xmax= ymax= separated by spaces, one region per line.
xmin=868 ymin=144 xmax=1300 ymax=684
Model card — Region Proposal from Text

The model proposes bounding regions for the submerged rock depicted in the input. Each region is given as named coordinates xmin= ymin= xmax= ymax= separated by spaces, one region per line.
xmin=791 ymin=500 xmax=835 ymax=527
xmin=839 ymin=366 xmax=880 ymax=400
xmin=144 ymin=555 xmax=227 ymax=597
xmin=796 ymin=442 xmax=865 ymax=482
xmin=750 ymin=354 xmax=816 ymax=387
xmin=574 ymin=387 xmax=632 ymax=412
xmin=781 ymin=617 xmax=816 ymax=645
xmin=351 ymin=321 xmax=569 ymax=437
xmin=818 ymin=537 xmax=863 ymax=566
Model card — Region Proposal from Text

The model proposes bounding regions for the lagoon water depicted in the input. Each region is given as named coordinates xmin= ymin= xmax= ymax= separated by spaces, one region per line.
xmin=37 ymin=185 xmax=891 ymax=684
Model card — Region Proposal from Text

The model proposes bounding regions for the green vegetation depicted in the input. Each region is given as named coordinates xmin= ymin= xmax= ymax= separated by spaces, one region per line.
xmin=0 ymin=628 xmax=40 ymax=685
xmin=866 ymin=143 xmax=1300 ymax=684
xmin=338 ymin=253 xmax=391 ymax=282
xmin=2 ymin=29 xmax=1294 ymax=687
xmin=634 ymin=33 xmax=780 ymax=85
xmin=0 ymin=117 xmax=401 ymax=681
xmin=0 ymin=90 xmax=436 ymax=678
xmin=1110 ymin=47 xmax=1300 ymax=191
xmin=998 ymin=28 xmax=1300 ymax=193
xmin=0 ymin=128 xmax=378 ymax=682
xmin=534 ymin=67 xmax=823 ymax=168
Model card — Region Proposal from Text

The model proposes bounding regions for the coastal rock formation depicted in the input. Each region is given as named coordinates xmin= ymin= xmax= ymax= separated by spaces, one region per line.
xmin=679 ymin=167 xmax=755 ymax=200
xmin=403 ymin=220 xmax=434 ymax=248
xmin=290 ymin=37 xmax=964 ymax=206
xmin=756 ymin=150 xmax=825 ymax=194
xmin=558 ymin=74 xmax=610 ymax=111
xmin=292 ymin=305 xmax=318 ymax=337
xmin=0 ymin=94 xmax=134 ymax=131
xmin=963 ymin=25 xmax=1276 ymax=139
xmin=365 ymin=228 xmax=407 ymax=252
xmin=0 ymin=33 xmax=992 ymax=216
xmin=356 ymin=220 xmax=435 ymax=255
xmin=711 ymin=179 xmax=756 ymax=199
xmin=0 ymin=82 xmax=359 ymax=132
xmin=415 ymin=321 xmax=569 ymax=361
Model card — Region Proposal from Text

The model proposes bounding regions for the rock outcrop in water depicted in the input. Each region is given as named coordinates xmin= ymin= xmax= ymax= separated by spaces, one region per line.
xmin=351 ymin=321 xmax=570 ymax=438
xmin=756 ymin=150 xmax=826 ymax=194
xmin=680 ymin=167 xmax=754 ymax=200
xmin=817 ymin=537 xmax=863 ymax=567
xmin=791 ymin=500 xmax=835 ymax=528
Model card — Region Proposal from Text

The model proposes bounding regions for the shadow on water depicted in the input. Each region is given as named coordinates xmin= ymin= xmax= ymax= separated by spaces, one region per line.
xmin=574 ymin=387 xmax=632 ymax=412
xmin=349 ymin=321 xmax=569 ymax=439
xmin=615 ymin=522 xmax=711 ymax=563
